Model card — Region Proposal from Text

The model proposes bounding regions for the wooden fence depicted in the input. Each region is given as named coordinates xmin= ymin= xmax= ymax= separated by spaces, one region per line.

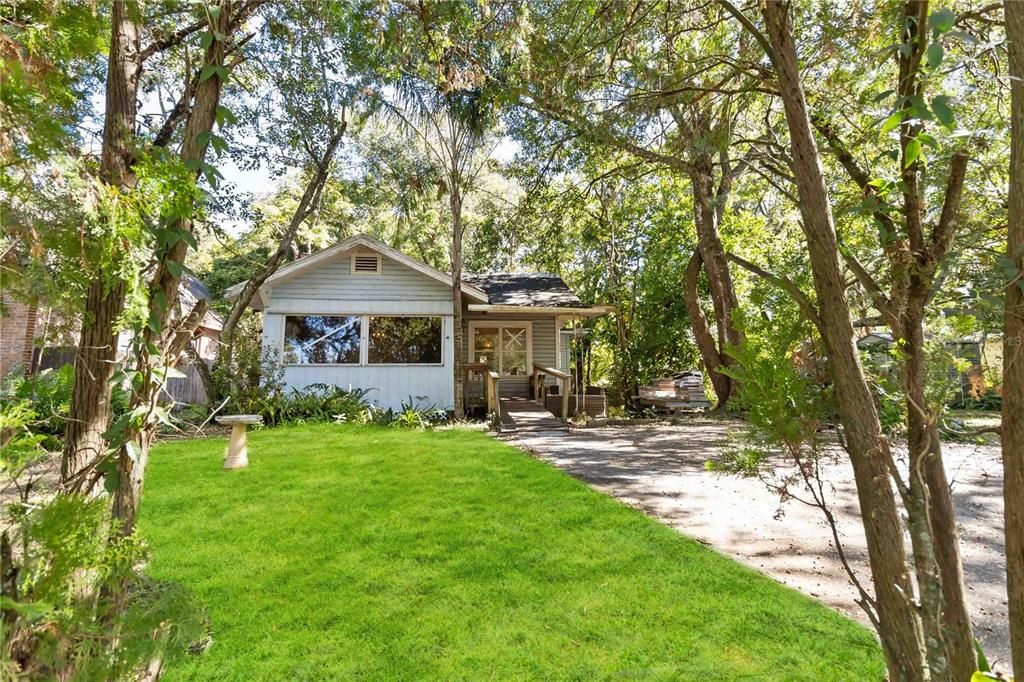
xmin=162 ymin=360 xmax=209 ymax=405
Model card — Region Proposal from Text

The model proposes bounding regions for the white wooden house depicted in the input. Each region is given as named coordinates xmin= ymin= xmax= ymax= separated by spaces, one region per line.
xmin=225 ymin=234 xmax=610 ymax=412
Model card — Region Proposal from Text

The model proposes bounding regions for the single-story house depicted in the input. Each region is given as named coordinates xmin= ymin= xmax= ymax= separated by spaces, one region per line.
xmin=225 ymin=234 xmax=610 ymax=411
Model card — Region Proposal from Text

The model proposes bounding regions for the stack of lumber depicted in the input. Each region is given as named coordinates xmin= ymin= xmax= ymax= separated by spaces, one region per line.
xmin=639 ymin=377 xmax=678 ymax=399
xmin=673 ymin=372 xmax=710 ymax=405
xmin=636 ymin=373 xmax=710 ymax=408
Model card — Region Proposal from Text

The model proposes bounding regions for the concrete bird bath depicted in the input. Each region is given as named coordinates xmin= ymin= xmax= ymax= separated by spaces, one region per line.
xmin=215 ymin=415 xmax=262 ymax=469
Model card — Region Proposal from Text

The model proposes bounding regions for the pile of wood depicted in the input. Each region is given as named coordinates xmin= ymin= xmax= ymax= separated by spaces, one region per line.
xmin=638 ymin=378 xmax=677 ymax=399
xmin=637 ymin=371 xmax=711 ymax=409
xmin=673 ymin=371 xmax=708 ymax=404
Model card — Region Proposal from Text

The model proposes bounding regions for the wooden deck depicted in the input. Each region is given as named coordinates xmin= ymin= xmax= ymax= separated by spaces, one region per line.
xmin=498 ymin=397 xmax=567 ymax=433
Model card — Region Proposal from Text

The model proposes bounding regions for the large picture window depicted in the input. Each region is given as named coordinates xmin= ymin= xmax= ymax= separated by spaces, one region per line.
xmin=283 ymin=315 xmax=361 ymax=364
xmin=471 ymin=322 xmax=530 ymax=377
xmin=368 ymin=316 xmax=443 ymax=364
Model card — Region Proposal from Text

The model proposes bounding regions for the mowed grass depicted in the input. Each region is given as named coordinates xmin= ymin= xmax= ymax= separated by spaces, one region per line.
xmin=141 ymin=424 xmax=883 ymax=680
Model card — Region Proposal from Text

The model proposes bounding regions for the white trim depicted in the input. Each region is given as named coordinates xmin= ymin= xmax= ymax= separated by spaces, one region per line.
xmin=281 ymin=312 xmax=446 ymax=367
xmin=466 ymin=304 xmax=613 ymax=316
xmin=225 ymin=234 xmax=488 ymax=303
xmin=554 ymin=315 xmax=566 ymax=371
xmin=467 ymin=320 xmax=533 ymax=379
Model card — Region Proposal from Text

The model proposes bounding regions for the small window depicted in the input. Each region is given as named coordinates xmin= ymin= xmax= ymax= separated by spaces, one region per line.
xmin=368 ymin=316 xmax=443 ymax=364
xmin=351 ymin=253 xmax=381 ymax=274
xmin=471 ymin=323 xmax=530 ymax=377
xmin=283 ymin=315 xmax=361 ymax=364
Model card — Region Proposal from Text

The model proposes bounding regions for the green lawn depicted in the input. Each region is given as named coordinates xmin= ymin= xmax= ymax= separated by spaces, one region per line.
xmin=141 ymin=424 xmax=883 ymax=680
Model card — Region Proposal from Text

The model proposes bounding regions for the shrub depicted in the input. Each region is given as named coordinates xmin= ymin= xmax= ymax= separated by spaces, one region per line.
xmin=391 ymin=395 xmax=449 ymax=429
xmin=1 ymin=365 xmax=74 ymax=437
xmin=1 ymin=365 xmax=130 ymax=441
xmin=0 ymin=399 xmax=206 ymax=680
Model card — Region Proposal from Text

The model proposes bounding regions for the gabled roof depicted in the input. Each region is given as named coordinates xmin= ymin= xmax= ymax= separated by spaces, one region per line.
xmin=225 ymin=234 xmax=489 ymax=306
xmin=462 ymin=273 xmax=586 ymax=308
xmin=225 ymin=234 xmax=611 ymax=316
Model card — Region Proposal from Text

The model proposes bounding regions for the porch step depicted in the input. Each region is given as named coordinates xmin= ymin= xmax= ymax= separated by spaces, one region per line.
xmin=498 ymin=398 xmax=567 ymax=433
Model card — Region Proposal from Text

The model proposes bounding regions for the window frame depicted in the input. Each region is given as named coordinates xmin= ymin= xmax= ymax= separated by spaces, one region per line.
xmin=366 ymin=315 xmax=444 ymax=366
xmin=280 ymin=313 xmax=445 ymax=367
xmin=281 ymin=314 xmax=363 ymax=366
xmin=467 ymin=320 xmax=533 ymax=378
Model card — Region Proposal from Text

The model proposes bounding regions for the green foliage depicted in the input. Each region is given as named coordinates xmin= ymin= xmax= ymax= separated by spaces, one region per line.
xmin=717 ymin=308 xmax=833 ymax=473
xmin=1 ymin=366 xmax=73 ymax=438
xmin=0 ymin=1 xmax=107 ymax=171
xmin=1 ymin=494 xmax=208 ymax=680
xmin=1 ymin=365 xmax=129 ymax=441
xmin=261 ymin=384 xmax=375 ymax=427
xmin=0 ymin=400 xmax=50 ymax=480
xmin=0 ymin=404 xmax=206 ymax=680
xmin=949 ymin=387 xmax=1001 ymax=411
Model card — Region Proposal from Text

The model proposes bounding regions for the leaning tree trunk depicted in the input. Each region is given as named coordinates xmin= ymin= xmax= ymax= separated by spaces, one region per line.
xmin=683 ymin=249 xmax=731 ymax=405
xmin=760 ymin=4 xmax=927 ymax=679
xmin=62 ymin=0 xmax=141 ymax=488
xmin=689 ymin=159 xmax=743 ymax=405
xmin=216 ymin=121 xmax=347 ymax=400
xmin=1004 ymin=0 xmax=1024 ymax=675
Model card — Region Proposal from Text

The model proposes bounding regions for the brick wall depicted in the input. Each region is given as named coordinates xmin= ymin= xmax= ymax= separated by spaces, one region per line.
xmin=0 ymin=293 xmax=36 ymax=377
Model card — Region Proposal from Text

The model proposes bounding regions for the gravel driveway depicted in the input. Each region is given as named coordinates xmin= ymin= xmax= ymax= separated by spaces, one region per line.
xmin=506 ymin=418 xmax=1010 ymax=670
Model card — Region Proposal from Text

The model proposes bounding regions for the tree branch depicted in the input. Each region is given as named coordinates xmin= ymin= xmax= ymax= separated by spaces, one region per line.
xmin=929 ymin=151 xmax=969 ymax=264
xmin=717 ymin=0 xmax=775 ymax=62
xmin=140 ymin=18 xmax=207 ymax=62
xmin=840 ymin=250 xmax=895 ymax=321
xmin=811 ymin=115 xmax=900 ymax=239
xmin=727 ymin=252 xmax=825 ymax=335
xmin=163 ymin=298 xmax=210 ymax=362
xmin=220 ymin=117 xmax=348 ymax=346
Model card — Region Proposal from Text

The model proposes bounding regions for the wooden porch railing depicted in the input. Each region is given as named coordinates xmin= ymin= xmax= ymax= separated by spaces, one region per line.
xmin=532 ymin=363 xmax=572 ymax=421
xmin=486 ymin=371 xmax=500 ymax=419
xmin=465 ymin=362 xmax=501 ymax=421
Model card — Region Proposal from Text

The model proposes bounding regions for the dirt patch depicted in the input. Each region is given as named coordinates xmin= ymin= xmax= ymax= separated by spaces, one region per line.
xmin=507 ymin=419 xmax=1010 ymax=670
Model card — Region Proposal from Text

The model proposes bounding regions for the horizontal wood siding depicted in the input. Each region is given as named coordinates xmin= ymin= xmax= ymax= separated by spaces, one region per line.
xmin=463 ymin=313 xmax=558 ymax=398
xmin=270 ymin=249 xmax=452 ymax=302
xmin=267 ymin=299 xmax=452 ymax=316
xmin=262 ymin=314 xmax=454 ymax=411
xmin=281 ymin=363 xmax=453 ymax=412
xmin=262 ymin=251 xmax=456 ymax=410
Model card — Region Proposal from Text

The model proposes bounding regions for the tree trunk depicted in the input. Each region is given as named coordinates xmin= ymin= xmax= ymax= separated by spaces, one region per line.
xmin=451 ymin=187 xmax=466 ymax=419
xmin=216 ymin=122 xmax=347 ymax=399
xmin=689 ymin=160 xmax=742 ymax=404
xmin=61 ymin=0 xmax=141 ymax=488
xmin=1004 ymin=1 xmax=1024 ymax=675
xmin=892 ymin=3 xmax=974 ymax=671
xmin=760 ymin=4 xmax=927 ymax=679
xmin=113 ymin=0 xmax=233 ymax=533
xmin=683 ymin=249 xmax=731 ymax=406
xmin=899 ymin=308 xmax=952 ymax=680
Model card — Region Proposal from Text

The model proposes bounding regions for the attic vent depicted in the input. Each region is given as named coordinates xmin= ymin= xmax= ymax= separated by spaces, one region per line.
xmin=351 ymin=254 xmax=381 ymax=274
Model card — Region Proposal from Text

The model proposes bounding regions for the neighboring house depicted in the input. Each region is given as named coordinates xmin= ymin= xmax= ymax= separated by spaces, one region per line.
xmin=112 ymin=276 xmax=223 ymax=364
xmin=225 ymin=234 xmax=610 ymax=411
xmin=0 ymin=275 xmax=222 ymax=384
xmin=856 ymin=331 xmax=1002 ymax=399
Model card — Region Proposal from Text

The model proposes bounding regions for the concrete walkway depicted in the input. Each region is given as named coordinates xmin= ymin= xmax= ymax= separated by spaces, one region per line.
xmin=506 ymin=418 xmax=1009 ymax=669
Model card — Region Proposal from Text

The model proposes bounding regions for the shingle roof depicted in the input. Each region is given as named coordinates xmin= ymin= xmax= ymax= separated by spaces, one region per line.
xmin=179 ymin=274 xmax=223 ymax=330
xmin=462 ymin=273 xmax=586 ymax=308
